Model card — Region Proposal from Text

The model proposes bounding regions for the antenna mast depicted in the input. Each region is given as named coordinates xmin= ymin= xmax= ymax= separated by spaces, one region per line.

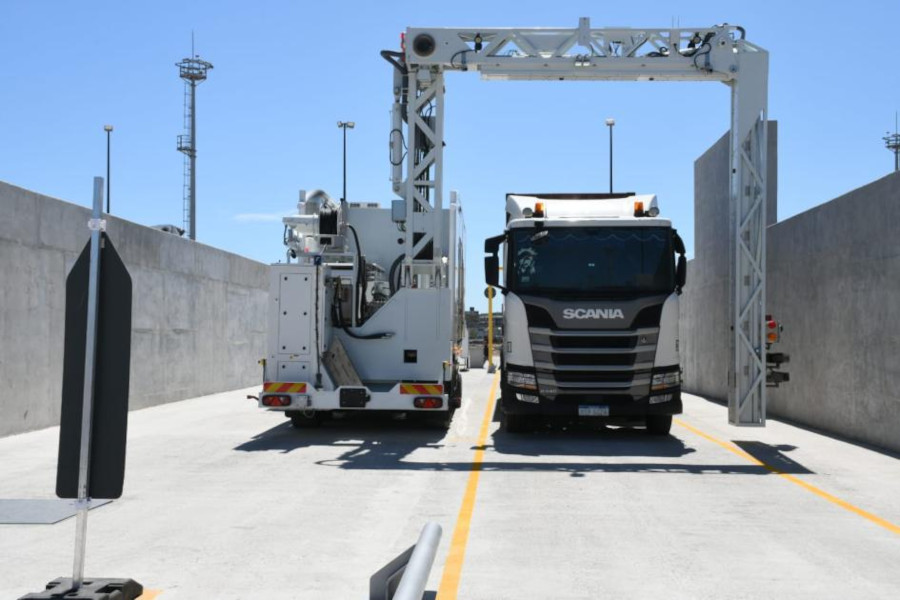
xmin=176 ymin=43 xmax=213 ymax=240
xmin=884 ymin=112 xmax=900 ymax=173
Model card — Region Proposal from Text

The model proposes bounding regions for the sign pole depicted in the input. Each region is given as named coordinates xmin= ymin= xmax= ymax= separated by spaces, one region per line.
xmin=20 ymin=175 xmax=142 ymax=599
xmin=72 ymin=177 xmax=105 ymax=590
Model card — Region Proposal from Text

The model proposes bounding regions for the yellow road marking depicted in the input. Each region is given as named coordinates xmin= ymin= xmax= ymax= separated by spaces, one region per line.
xmin=437 ymin=372 xmax=500 ymax=599
xmin=675 ymin=418 xmax=900 ymax=536
xmin=137 ymin=591 xmax=162 ymax=600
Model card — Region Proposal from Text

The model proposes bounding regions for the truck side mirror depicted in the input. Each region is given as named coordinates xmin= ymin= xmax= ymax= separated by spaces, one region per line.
xmin=484 ymin=234 xmax=504 ymax=255
xmin=485 ymin=255 xmax=499 ymax=287
xmin=672 ymin=229 xmax=686 ymax=255
xmin=676 ymin=255 xmax=687 ymax=292
xmin=484 ymin=234 xmax=506 ymax=289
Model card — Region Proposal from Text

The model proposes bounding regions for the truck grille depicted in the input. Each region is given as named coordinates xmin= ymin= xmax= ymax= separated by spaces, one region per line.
xmin=549 ymin=335 xmax=637 ymax=349
xmin=528 ymin=326 xmax=659 ymax=399
xmin=549 ymin=353 xmax=638 ymax=367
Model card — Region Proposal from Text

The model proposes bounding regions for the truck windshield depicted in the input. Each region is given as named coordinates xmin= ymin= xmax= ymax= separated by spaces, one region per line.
xmin=509 ymin=226 xmax=675 ymax=296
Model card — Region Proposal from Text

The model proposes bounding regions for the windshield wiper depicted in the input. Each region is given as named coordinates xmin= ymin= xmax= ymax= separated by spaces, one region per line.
xmin=530 ymin=230 xmax=549 ymax=244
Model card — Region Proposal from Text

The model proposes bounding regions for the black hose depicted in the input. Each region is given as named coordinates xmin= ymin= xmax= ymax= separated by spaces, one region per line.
xmin=347 ymin=225 xmax=367 ymax=323
xmin=380 ymin=50 xmax=408 ymax=74
xmin=692 ymin=43 xmax=712 ymax=71
xmin=333 ymin=282 xmax=393 ymax=340
xmin=319 ymin=205 xmax=339 ymax=235
xmin=389 ymin=253 xmax=405 ymax=295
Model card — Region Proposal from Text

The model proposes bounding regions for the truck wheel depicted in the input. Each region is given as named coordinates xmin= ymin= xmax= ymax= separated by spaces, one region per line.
xmin=504 ymin=412 xmax=530 ymax=433
xmin=289 ymin=412 xmax=322 ymax=428
xmin=450 ymin=371 xmax=463 ymax=409
xmin=434 ymin=408 xmax=455 ymax=430
xmin=645 ymin=415 xmax=672 ymax=436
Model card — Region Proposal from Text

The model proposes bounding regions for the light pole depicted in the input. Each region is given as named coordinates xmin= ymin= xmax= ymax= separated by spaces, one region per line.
xmin=337 ymin=121 xmax=355 ymax=201
xmin=605 ymin=118 xmax=615 ymax=193
xmin=103 ymin=125 xmax=113 ymax=213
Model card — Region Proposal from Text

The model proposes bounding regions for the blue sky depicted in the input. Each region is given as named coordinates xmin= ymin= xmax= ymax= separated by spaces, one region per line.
xmin=2 ymin=1 xmax=898 ymax=311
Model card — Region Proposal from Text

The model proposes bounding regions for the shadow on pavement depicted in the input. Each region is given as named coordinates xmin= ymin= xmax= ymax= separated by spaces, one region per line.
xmin=234 ymin=415 xmax=784 ymax=477
xmin=732 ymin=441 xmax=814 ymax=474
xmin=489 ymin=425 xmax=697 ymax=459
xmin=235 ymin=415 xmax=446 ymax=456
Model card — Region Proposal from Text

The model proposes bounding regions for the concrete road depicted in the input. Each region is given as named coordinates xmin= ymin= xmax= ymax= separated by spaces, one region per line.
xmin=1 ymin=369 xmax=899 ymax=599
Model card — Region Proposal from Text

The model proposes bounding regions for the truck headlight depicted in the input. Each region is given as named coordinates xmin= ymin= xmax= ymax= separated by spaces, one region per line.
xmin=507 ymin=371 xmax=537 ymax=390
xmin=649 ymin=393 xmax=673 ymax=404
xmin=651 ymin=371 xmax=680 ymax=391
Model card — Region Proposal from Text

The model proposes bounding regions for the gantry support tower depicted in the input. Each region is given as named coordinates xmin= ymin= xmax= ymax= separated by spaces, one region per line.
xmin=387 ymin=18 xmax=769 ymax=425
xmin=176 ymin=55 xmax=213 ymax=241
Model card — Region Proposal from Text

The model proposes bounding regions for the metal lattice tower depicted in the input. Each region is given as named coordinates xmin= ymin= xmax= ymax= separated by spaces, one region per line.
xmin=884 ymin=113 xmax=900 ymax=172
xmin=176 ymin=54 xmax=213 ymax=240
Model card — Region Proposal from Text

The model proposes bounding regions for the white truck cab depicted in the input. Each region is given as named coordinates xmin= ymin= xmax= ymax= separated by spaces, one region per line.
xmin=485 ymin=193 xmax=687 ymax=434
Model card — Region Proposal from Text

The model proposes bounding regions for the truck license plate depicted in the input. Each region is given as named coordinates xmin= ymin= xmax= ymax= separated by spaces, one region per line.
xmin=578 ymin=405 xmax=609 ymax=417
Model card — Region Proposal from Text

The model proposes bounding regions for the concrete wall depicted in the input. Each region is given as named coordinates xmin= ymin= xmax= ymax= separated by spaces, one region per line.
xmin=0 ymin=181 xmax=268 ymax=437
xmin=681 ymin=127 xmax=900 ymax=452
xmin=766 ymin=172 xmax=900 ymax=451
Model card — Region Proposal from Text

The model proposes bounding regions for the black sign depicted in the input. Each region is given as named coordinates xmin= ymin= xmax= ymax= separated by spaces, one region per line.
xmin=56 ymin=233 xmax=132 ymax=500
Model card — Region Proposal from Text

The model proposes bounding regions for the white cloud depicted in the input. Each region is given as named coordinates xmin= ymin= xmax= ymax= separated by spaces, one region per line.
xmin=233 ymin=213 xmax=285 ymax=222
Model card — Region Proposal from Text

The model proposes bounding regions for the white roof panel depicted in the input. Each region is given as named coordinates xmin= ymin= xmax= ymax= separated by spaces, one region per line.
xmin=506 ymin=193 xmax=659 ymax=220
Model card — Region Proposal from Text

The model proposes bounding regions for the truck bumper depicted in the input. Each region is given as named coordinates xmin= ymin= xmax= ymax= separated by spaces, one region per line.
xmin=258 ymin=387 xmax=455 ymax=413
xmin=501 ymin=382 xmax=682 ymax=419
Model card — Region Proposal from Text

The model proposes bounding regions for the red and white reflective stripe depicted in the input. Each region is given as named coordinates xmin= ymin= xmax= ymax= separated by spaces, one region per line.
xmin=263 ymin=382 xmax=308 ymax=394
xmin=400 ymin=383 xmax=443 ymax=395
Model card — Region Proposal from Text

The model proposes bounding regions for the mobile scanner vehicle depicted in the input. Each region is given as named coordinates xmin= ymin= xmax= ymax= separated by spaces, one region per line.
xmin=259 ymin=190 xmax=465 ymax=428
xmin=484 ymin=193 xmax=687 ymax=434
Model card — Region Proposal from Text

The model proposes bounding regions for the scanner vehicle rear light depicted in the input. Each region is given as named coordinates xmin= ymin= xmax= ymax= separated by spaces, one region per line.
xmin=414 ymin=397 xmax=443 ymax=409
xmin=262 ymin=394 xmax=291 ymax=407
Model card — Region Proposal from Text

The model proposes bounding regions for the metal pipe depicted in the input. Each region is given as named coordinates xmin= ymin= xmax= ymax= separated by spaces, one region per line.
xmin=337 ymin=121 xmax=355 ymax=202
xmin=609 ymin=123 xmax=613 ymax=193
xmin=390 ymin=104 xmax=403 ymax=193
xmin=104 ymin=126 xmax=112 ymax=213
xmin=189 ymin=80 xmax=197 ymax=240
xmin=605 ymin=118 xmax=615 ymax=193
xmin=391 ymin=522 xmax=442 ymax=600
xmin=448 ymin=191 xmax=457 ymax=305
xmin=343 ymin=124 xmax=347 ymax=201
xmin=72 ymin=176 xmax=105 ymax=590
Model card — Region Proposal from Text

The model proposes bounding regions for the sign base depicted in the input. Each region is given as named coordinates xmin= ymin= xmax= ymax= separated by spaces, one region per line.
xmin=18 ymin=578 xmax=142 ymax=600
